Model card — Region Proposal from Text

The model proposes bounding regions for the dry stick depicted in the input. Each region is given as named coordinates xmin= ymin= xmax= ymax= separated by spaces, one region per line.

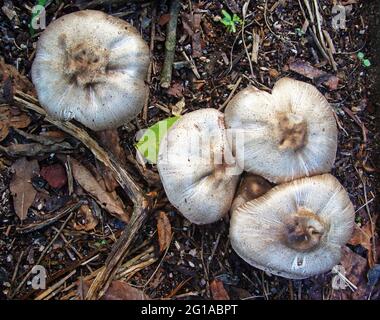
xmin=251 ymin=28 xmax=260 ymax=64
xmin=300 ymin=0 xmax=330 ymax=62
xmin=218 ymin=76 xmax=242 ymax=111
xmin=13 ymin=91 xmax=152 ymax=300
xmin=242 ymin=1 xmax=254 ymax=79
xmin=10 ymin=211 xmax=75 ymax=298
xmin=160 ymin=0 xmax=181 ymax=88
xmin=312 ymin=0 xmax=336 ymax=69
xmin=35 ymin=270 xmax=76 ymax=300
xmin=143 ymin=5 xmax=157 ymax=123
xmin=16 ymin=201 xmax=83 ymax=234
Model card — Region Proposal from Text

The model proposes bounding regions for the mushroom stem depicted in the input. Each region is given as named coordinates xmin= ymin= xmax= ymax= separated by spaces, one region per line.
xmin=283 ymin=208 xmax=326 ymax=252
xmin=276 ymin=112 xmax=308 ymax=151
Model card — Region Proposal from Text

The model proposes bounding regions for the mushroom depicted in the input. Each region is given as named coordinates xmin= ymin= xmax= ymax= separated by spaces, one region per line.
xmin=230 ymin=173 xmax=272 ymax=212
xmin=224 ymin=77 xmax=338 ymax=183
xmin=229 ymin=174 xmax=355 ymax=279
xmin=157 ymin=108 xmax=242 ymax=225
xmin=31 ymin=10 xmax=149 ymax=131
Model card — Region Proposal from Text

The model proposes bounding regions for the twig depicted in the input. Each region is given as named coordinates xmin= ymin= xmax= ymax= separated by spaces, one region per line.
xmin=35 ymin=270 xmax=76 ymax=300
xmin=143 ymin=5 xmax=157 ymax=123
xmin=10 ymin=250 xmax=25 ymax=290
xmin=16 ymin=201 xmax=83 ymax=234
xmin=242 ymin=1 xmax=254 ymax=78
xmin=251 ymin=28 xmax=260 ymax=64
xmin=181 ymin=51 xmax=201 ymax=79
xmin=218 ymin=76 xmax=242 ymax=111
xmin=160 ymin=0 xmax=181 ymax=88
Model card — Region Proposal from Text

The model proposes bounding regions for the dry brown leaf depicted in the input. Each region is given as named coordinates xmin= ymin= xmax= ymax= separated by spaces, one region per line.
xmin=210 ymin=279 xmax=230 ymax=300
xmin=166 ymin=82 xmax=184 ymax=98
xmin=96 ymin=129 xmax=127 ymax=192
xmin=331 ymin=246 xmax=371 ymax=300
xmin=0 ymin=106 xmax=31 ymax=141
xmin=349 ymin=222 xmax=376 ymax=267
xmin=70 ymin=157 xmax=129 ymax=223
xmin=0 ymin=57 xmax=35 ymax=96
xmin=40 ymin=163 xmax=67 ymax=189
xmin=156 ymin=211 xmax=172 ymax=252
xmin=80 ymin=279 xmax=150 ymax=300
xmin=73 ymin=204 xmax=99 ymax=231
xmin=288 ymin=59 xmax=339 ymax=91
xmin=10 ymin=157 xmax=39 ymax=221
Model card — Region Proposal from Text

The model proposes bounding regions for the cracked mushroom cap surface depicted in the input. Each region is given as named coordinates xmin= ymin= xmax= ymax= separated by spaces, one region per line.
xmin=157 ymin=108 xmax=242 ymax=225
xmin=230 ymin=174 xmax=355 ymax=279
xmin=32 ymin=10 xmax=149 ymax=131
xmin=224 ymin=77 xmax=338 ymax=183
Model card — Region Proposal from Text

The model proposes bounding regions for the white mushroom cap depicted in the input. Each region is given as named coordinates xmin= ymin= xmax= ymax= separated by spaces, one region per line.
xmin=157 ymin=108 xmax=242 ymax=225
xmin=230 ymin=174 xmax=355 ymax=279
xmin=224 ymin=78 xmax=338 ymax=183
xmin=32 ymin=10 xmax=149 ymax=131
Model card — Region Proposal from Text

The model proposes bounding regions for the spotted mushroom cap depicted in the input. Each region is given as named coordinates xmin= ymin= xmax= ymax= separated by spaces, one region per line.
xmin=31 ymin=10 xmax=149 ymax=131
xmin=224 ymin=78 xmax=338 ymax=183
xmin=230 ymin=174 xmax=355 ymax=279
xmin=157 ymin=108 xmax=242 ymax=225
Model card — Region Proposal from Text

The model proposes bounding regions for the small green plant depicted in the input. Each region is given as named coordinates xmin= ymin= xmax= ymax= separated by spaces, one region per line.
xmin=295 ymin=28 xmax=305 ymax=37
xmin=357 ymin=52 xmax=371 ymax=67
xmin=220 ymin=10 xmax=242 ymax=33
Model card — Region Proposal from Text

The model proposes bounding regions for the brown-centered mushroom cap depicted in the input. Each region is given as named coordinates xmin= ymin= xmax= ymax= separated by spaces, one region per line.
xmin=230 ymin=174 xmax=355 ymax=279
xmin=157 ymin=108 xmax=242 ymax=225
xmin=224 ymin=78 xmax=338 ymax=183
xmin=32 ymin=10 xmax=149 ymax=131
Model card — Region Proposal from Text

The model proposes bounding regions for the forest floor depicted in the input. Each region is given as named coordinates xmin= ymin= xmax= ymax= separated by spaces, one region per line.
xmin=0 ymin=0 xmax=379 ymax=300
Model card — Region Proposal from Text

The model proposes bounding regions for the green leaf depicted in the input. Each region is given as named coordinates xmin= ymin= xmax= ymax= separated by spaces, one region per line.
xmin=135 ymin=116 xmax=180 ymax=164
xmin=221 ymin=10 xmax=232 ymax=22
xmin=357 ymin=52 xmax=365 ymax=60
xmin=232 ymin=14 xmax=242 ymax=24
xmin=363 ymin=59 xmax=371 ymax=67
xmin=221 ymin=17 xmax=232 ymax=26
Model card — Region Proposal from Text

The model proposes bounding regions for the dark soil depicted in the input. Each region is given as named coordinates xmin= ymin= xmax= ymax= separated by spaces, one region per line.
xmin=0 ymin=0 xmax=379 ymax=300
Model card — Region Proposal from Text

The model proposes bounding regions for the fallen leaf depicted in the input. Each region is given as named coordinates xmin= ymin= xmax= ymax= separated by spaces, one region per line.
xmin=158 ymin=13 xmax=171 ymax=26
xmin=70 ymin=158 xmax=129 ymax=223
xmin=349 ymin=222 xmax=375 ymax=267
xmin=166 ymin=82 xmax=184 ymax=98
xmin=10 ymin=157 xmax=39 ymax=221
xmin=40 ymin=163 xmax=67 ymax=189
xmin=0 ymin=106 xmax=31 ymax=141
xmin=182 ymin=12 xmax=203 ymax=57
xmin=0 ymin=57 xmax=35 ymax=96
xmin=210 ymin=279 xmax=230 ymax=300
xmin=331 ymin=246 xmax=371 ymax=300
xmin=156 ymin=211 xmax=172 ymax=252
xmin=80 ymin=279 xmax=150 ymax=300
xmin=73 ymin=204 xmax=99 ymax=231
xmin=96 ymin=129 xmax=127 ymax=192
xmin=288 ymin=59 xmax=339 ymax=90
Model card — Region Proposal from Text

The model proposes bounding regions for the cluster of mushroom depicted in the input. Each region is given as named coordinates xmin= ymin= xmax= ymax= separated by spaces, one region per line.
xmin=31 ymin=10 xmax=355 ymax=280
xmin=158 ymin=78 xmax=355 ymax=279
